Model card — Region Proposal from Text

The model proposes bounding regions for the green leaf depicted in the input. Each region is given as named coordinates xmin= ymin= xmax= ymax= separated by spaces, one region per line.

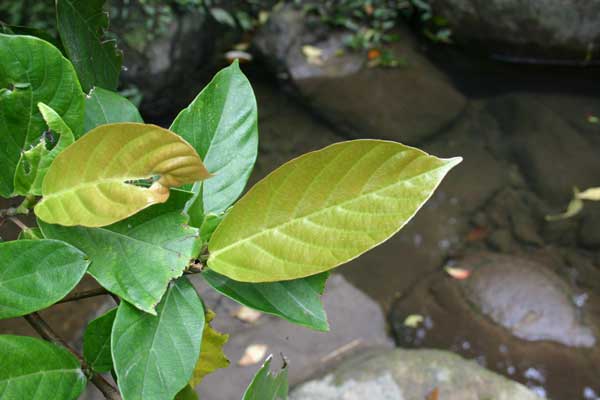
xmin=0 ymin=239 xmax=89 ymax=319
xmin=0 ymin=33 xmax=84 ymax=197
xmin=34 ymin=122 xmax=211 ymax=227
xmin=84 ymin=87 xmax=143 ymax=132
xmin=39 ymin=190 xmax=200 ymax=314
xmin=175 ymin=385 xmax=199 ymax=400
xmin=14 ymin=103 xmax=76 ymax=196
xmin=199 ymin=213 xmax=226 ymax=243
xmin=56 ymin=0 xmax=122 ymax=91
xmin=112 ymin=277 xmax=205 ymax=400
xmin=0 ymin=25 xmax=65 ymax=52
xmin=0 ymin=335 xmax=86 ymax=400
xmin=170 ymin=61 xmax=258 ymax=223
xmin=17 ymin=227 xmax=44 ymax=240
xmin=83 ymin=308 xmax=116 ymax=373
xmin=242 ymin=356 xmax=288 ymax=400
xmin=208 ymin=140 xmax=461 ymax=282
xmin=203 ymin=270 xmax=329 ymax=331
xmin=190 ymin=309 xmax=230 ymax=388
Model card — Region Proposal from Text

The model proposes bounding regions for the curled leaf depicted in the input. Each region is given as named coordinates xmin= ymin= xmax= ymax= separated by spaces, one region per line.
xmin=35 ymin=123 xmax=211 ymax=227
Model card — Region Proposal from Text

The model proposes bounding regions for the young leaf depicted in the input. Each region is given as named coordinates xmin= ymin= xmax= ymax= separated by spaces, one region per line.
xmin=203 ymin=270 xmax=329 ymax=331
xmin=83 ymin=308 xmax=116 ymax=373
xmin=34 ymin=122 xmax=211 ymax=227
xmin=0 ymin=240 xmax=89 ymax=319
xmin=14 ymin=103 xmax=76 ymax=195
xmin=56 ymin=0 xmax=122 ymax=91
xmin=189 ymin=310 xmax=230 ymax=388
xmin=112 ymin=277 xmax=205 ymax=400
xmin=0 ymin=34 xmax=84 ymax=197
xmin=39 ymin=190 xmax=200 ymax=314
xmin=0 ymin=335 xmax=86 ymax=400
xmin=242 ymin=356 xmax=288 ymax=400
xmin=84 ymin=87 xmax=143 ymax=132
xmin=208 ymin=140 xmax=461 ymax=282
xmin=170 ymin=61 xmax=258 ymax=223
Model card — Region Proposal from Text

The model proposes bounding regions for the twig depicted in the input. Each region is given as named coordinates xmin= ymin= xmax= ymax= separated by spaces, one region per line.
xmin=0 ymin=195 xmax=36 ymax=218
xmin=57 ymin=287 xmax=110 ymax=304
xmin=24 ymin=313 xmax=122 ymax=400
xmin=8 ymin=216 xmax=28 ymax=231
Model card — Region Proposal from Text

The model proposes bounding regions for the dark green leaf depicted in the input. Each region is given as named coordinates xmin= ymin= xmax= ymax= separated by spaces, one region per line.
xmin=170 ymin=61 xmax=258 ymax=223
xmin=0 ymin=335 xmax=86 ymax=399
xmin=83 ymin=308 xmax=116 ymax=373
xmin=39 ymin=190 xmax=200 ymax=314
xmin=84 ymin=87 xmax=143 ymax=132
xmin=203 ymin=270 xmax=329 ymax=331
xmin=112 ymin=277 xmax=205 ymax=400
xmin=0 ymin=25 xmax=64 ymax=51
xmin=0 ymin=34 xmax=84 ymax=197
xmin=243 ymin=356 xmax=288 ymax=400
xmin=57 ymin=0 xmax=123 ymax=91
xmin=0 ymin=240 xmax=89 ymax=319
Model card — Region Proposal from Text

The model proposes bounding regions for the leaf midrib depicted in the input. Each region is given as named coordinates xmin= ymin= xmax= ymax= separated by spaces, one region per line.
xmin=210 ymin=162 xmax=452 ymax=258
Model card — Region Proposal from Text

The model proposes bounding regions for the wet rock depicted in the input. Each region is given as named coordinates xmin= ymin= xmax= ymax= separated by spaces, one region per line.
xmin=254 ymin=5 xmax=466 ymax=145
xmin=579 ymin=208 xmax=600 ymax=249
xmin=290 ymin=348 xmax=541 ymax=400
xmin=190 ymin=274 xmax=393 ymax=400
xmin=430 ymin=0 xmax=600 ymax=62
xmin=488 ymin=94 xmax=600 ymax=205
xmin=111 ymin=4 xmax=238 ymax=119
xmin=390 ymin=252 xmax=600 ymax=400
xmin=463 ymin=254 xmax=595 ymax=347
xmin=487 ymin=229 xmax=515 ymax=253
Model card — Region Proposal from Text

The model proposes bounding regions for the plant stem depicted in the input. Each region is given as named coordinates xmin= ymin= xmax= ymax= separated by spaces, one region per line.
xmin=8 ymin=216 xmax=28 ymax=231
xmin=24 ymin=313 xmax=122 ymax=400
xmin=0 ymin=195 xmax=36 ymax=218
xmin=57 ymin=287 xmax=110 ymax=304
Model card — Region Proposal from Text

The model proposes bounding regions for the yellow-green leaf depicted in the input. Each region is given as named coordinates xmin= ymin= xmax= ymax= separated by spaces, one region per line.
xmin=34 ymin=122 xmax=211 ymax=227
xmin=190 ymin=309 xmax=230 ymax=388
xmin=208 ymin=140 xmax=461 ymax=282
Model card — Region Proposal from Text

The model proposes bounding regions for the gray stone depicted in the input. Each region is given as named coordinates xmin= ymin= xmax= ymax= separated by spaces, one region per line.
xmin=431 ymin=0 xmax=600 ymax=62
xmin=254 ymin=5 xmax=466 ymax=145
xmin=389 ymin=251 xmax=600 ymax=400
xmin=487 ymin=229 xmax=515 ymax=253
xmin=463 ymin=254 xmax=596 ymax=347
xmin=291 ymin=349 xmax=541 ymax=400
xmin=191 ymin=274 xmax=393 ymax=400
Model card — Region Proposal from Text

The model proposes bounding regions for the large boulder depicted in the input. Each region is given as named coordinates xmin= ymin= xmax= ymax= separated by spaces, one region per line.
xmin=390 ymin=252 xmax=600 ymax=400
xmin=291 ymin=349 xmax=541 ymax=400
xmin=254 ymin=5 xmax=466 ymax=145
xmin=110 ymin=4 xmax=238 ymax=119
xmin=430 ymin=0 xmax=600 ymax=63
